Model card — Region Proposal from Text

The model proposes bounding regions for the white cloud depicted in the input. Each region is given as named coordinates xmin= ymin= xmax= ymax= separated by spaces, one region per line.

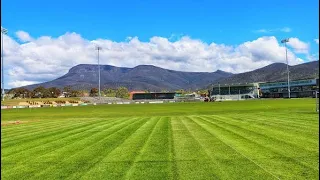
xmin=2 ymin=31 xmax=306 ymax=88
xmin=280 ymin=27 xmax=291 ymax=33
xmin=254 ymin=29 xmax=269 ymax=33
xmin=307 ymin=53 xmax=319 ymax=61
xmin=286 ymin=37 xmax=309 ymax=54
xmin=253 ymin=27 xmax=292 ymax=33
xmin=8 ymin=80 xmax=40 ymax=88
xmin=315 ymin=39 xmax=319 ymax=44
xmin=15 ymin=31 xmax=33 ymax=42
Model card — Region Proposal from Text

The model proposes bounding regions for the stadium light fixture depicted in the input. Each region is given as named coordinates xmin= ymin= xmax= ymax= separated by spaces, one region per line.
xmin=1 ymin=27 xmax=8 ymax=102
xmin=281 ymin=38 xmax=290 ymax=98
xmin=95 ymin=46 xmax=102 ymax=99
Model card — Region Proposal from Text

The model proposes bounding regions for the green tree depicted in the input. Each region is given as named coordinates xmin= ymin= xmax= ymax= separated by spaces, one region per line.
xmin=9 ymin=88 xmax=31 ymax=98
xmin=42 ymin=89 xmax=52 ymax=98
xmin=104 ymin=88 xmax=116 ymax=97
xmin=32 ymin=86 xmax=47 ymax=98
xmin=70 ymin=90 xmax=81 ymax=97
xmin=90 ymin=88 xmax=99 ymax=97
xmin=63 ymin=86 xmax=72 ymax=97
xmin=78 ymin=90 xmax=89 ymax=97
xmin=115 ymin=87 xmax=129 ymax=98
xmin=48 ymin=87 xmax=61 ymax=98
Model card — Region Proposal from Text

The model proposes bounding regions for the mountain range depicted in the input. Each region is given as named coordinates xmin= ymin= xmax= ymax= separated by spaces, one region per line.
xmin=21 ymin=60 xmax=319 ymax=91
xmin=213 ymin=60 xmax=319 ymax=85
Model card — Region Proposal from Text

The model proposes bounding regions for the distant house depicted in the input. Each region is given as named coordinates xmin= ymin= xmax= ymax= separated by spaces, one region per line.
xmin=58 ymin=92 xmax=68 ymax=98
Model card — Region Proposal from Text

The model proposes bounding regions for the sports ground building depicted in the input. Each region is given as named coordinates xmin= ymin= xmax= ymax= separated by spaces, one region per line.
xmin=129 ymin=91 xmax=177 ymax=100
xmin=209 ymin=78 xmax=318 ymax=100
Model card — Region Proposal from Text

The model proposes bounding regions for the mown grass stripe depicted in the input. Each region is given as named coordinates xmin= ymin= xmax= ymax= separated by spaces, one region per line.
xmin=191 ymin=116 xmax=281 ymax=180
xmin=183 ymin=116 xmax=279 ymax=180
xmin=1 ymin=118 xmax=105 ymax=138
xmin=255 ymin=112 xmax=319 ymax=124
xmin=195 ymin=116 xmax=318 ymax=179
xmin=29 ymin=117 xmax=148 ymax=180
xmin=1 ymin=117 xmax=133 ymax=173
xmin=1 ymin=119 xmax=102 ymax=147
xmin=202 ymin=115 xmax=319 ymax=170
xmin=206 ymin=115 xmax=318 ymax=152
xmin=1 ymin=120 xmax=88 ymax=143
xmin=226 ymin=113 xmax=319 ymax=131
xmin=1 ymin=99 xmax=318 ymax=180
xmin=74 ymin=117 xmax=160 ymax=180
xmin=121 ymin=117 xmax=174 ymax=180
xmin=220 ymin=113 xmax=319 ymax=137
xmin=2 ymin=117 xmax=143 ymax=180
xmin=1 ymin=118 xmax=107 ymax=152
xmin=170 ymin=116 xmax=221 ymax=180
xmin=121 ymin=117 xmax=161 ymax=179
xmin=168 ymin=116 xmax=179 ymax=180
xmin=1 ymin=120 xmax=68 ymax=134
xmin=180 ymin=117 xmax=229 ymax=179
xmin=1 ymin=117 xmax=126 ymax=162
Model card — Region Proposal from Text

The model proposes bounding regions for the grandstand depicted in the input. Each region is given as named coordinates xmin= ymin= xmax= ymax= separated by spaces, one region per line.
xmin=129 ymin=92 xmax=177 ymax=100
xmin=259 ymin=78 xmax=318 ymax=98
xmin=209 ymin=78 xmax=319 ymax=101
xmin=209 ymin=83 xmax=260 ymax=101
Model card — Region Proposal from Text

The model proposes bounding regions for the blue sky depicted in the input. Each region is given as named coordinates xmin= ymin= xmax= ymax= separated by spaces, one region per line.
xmin=2 ymin=0 xmax=319 ymax=44
xmin=1 ymin=0 xmax=319 ymax=88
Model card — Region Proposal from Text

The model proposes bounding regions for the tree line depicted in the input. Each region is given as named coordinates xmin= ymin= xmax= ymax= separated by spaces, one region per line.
xmin=8 ymin=86 xmax=130 ymax=99
xmin=7 ymin=86 xmax=208 ymax=99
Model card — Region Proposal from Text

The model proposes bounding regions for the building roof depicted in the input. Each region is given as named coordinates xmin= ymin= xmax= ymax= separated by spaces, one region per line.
xmin=211 ymin=83 xmax=256 ymax=88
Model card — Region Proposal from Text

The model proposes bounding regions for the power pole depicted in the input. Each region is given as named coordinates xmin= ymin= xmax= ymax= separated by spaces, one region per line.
xmin=1 ymin=27 xmax=8 ymax=102
xmin=95 ymin=46 xmax=102 ymax=100
xmin=281 ymin=38 xmax=290 ymax=98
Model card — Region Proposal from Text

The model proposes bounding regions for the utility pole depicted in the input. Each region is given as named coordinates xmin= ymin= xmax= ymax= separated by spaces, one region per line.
xmin=219 ymin=84 xmax=221 ymax=100
xmin=1 ymin=27 xmax=8 ymax=102
xmin=281 ymin=38 xmax=290 ymax=98
xmin=95 ymin=46 xmax=102 ymax=99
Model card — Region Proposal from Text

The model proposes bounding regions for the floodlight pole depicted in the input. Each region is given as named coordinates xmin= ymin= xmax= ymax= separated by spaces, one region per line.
xmin=281 ymin=38 xmax=290 ymax=98
xmin=96 ymin=46 xmax=102 ymax=99
xmin=218 ymin=84 xmax=221 ymax=100
xmin=1 ymin=27 xmax=8 ymax=102
xmin=316 ymin=91 xmax=318 ymax=112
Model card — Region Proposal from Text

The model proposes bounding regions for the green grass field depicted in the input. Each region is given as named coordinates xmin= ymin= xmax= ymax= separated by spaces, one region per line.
xmin=1 ymin=99 xmax=319 ymax=180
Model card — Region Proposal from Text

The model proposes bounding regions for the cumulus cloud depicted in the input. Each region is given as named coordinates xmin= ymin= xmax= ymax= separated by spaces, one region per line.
xmin=286 ymin=37 xmax=309 ymax=54
xmin=307 ymin=53 xmax=319 ymax=61
xmin=315 ymin=39 xmax=319 ymax=44
xmin=253 ymin=27 xmax=292 ymax=33
xmin=2 ymin=31 xmax=306 ymax=88
xmin=15 ymin=31 xmax=33 ymax=42
xmin=8 ymin=80 xmax=40 ymax=88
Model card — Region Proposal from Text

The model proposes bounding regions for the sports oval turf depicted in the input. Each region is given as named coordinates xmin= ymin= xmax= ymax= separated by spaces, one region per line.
xmin=1 ymin=99 xmax=319 ymax=180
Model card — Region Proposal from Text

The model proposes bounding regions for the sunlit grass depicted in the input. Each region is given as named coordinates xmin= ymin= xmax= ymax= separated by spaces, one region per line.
xmin=1 ymin=99 xmax=319 ymax=179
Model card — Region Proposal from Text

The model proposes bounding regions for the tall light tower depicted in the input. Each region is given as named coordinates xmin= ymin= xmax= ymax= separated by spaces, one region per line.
xmin=95 ymin=46 xmax=102 ymax=99
xmin=1 ymin=27 xmax=8 ymax=102
xmin=281 ymin=38 xmax=290 ymax=98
